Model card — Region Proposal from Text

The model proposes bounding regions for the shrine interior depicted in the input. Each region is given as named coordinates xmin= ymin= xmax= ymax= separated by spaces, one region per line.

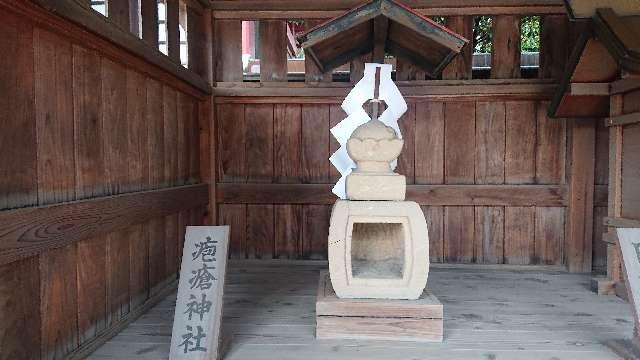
xmin=1 ymin=0 xmax=640 ymax=359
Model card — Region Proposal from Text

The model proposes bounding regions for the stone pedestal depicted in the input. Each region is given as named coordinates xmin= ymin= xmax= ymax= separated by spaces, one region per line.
xmin=328 ymin=200 xmax=429 ymax=300
xmin=315 ymin=272 xmax=443 ymax=342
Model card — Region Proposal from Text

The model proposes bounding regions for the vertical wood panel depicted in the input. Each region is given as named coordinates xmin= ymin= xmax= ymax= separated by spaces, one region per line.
xmin=106 ymin=230 xmax=130 ymax=325
xmin=127 ymin=70 xmax=149 ymax=192
xmin=442 ymin=16 xmax=474 ymax=80
xmin=491 ymin=15 xmax=521 ymax=79
xmin=245 ymin=104 xmax=275 ymax=182
xmin=77 ymin=236 xmax=107 ymax=343
xmin=506 ymin=102 xmax=536 ymax=184
xmin=214 ymin=20 xmax=243 ymax=82
xmin=187 ymin=7 xmax=205 ymax=76
xmin=621 ymin=124 xmax=640 ymax=219
xmin=415 ymin=102 xmax=444 ymax=184
xmin=504 ymin=206 xmax=535 ymax=265
xmin=0 ymin=15 xmax=36 ymax=210
xmin=41 ymin=245 xmax=78 ymax=359
xmin=301 ymin=105 xmax=330 ymax=183
xmin=349 ymin=53 xmax=371 ymax=83
xmin=165 ymin=214 xmax=179 ymax=276
xmin=147 ymin=78 xmax=165 ymax=190
xmin=536 ymin=101 xmax=565 ymax=184
xmin=260 ymin=20 xmax=288 ymax=82
xmin=566 ymin=119 xmax=596 ymax=272
xmin=594 ymin=119 xmax=609 ymax=185
xmin=539 ymin=15 xmax=570 ymax=80
xmin=177 ymin=93 xmax=189 ymax=185
xmin=275 ymin=205 xmax=302 ymax=259
xmin=218 ymin=104 xmax=246 ymax=182
xmin=109 ymin=0 xmax=132 ymax=33
xmin=148 ymin=218 xmax=167 ymax=294
xmin=102 ymin=58 xmax=129 ymax=195
xmin=474 ymin=206 xmax=505 ymax=264
xmin=0 ymin=258 xmax=40 ymax=360
xmin=274 ymin=104 xmax=302 ymax=183
xmin=592 ymin=206 xmax=608 ymax=272
xmin=445 ymin=102 xmax=475 ymax=184
xmin=423 ymin=206 xmax=444 ymax=263
xmin=129 ymin=224 xmax=149 ymax=309
xmin=219 ymin=204 xmax=247 ymax=259
xmin=247 ymin=205 xmax=275 ymax=259
xmin=444 ymin=207 xmax=475 ymax=262
xmin=74 ymin=46 xmax=105 ymax=200
xmin=35 ymin=29 xmax=76 ymax=205
xmin=475 ymin=102 xmax=506 ymax=184
xmin=329 ymin=105 xmax=345 ymax=183
xmin=535 ymin=207 xmax=564 ymax=265
xmin=397 ymin=103 xmax=416 ymax=183
xmin=303 ymin=205 xmax=330 ymax=260
xmin=163 ymin=86 xmax=179 ymax=187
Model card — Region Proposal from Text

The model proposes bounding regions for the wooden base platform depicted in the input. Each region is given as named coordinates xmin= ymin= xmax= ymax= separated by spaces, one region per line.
xmin=315 ymin=271 xmax=443 ymax=342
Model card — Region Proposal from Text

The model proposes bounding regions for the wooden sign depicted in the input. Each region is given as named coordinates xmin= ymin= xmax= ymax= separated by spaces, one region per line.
xmin=617 ymin=228 xmax=640 ymax=323
xmin=169 ymin=226 xmax=229 ymax=360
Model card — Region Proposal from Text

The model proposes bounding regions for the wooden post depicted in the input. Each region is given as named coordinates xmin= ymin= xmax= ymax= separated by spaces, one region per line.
xmin=396 ymin=58 xmax=425 ymax=81
xmin=372 ymin=16 xmax=389 ymax=64
xmin=442 ymin=16 xmax=473 ymax=80
xmin=566 ymin=119 xmax=596 ymax=273
xmin=187 ymin=6 xmax=203 ymax=76
xmin=141 ymin=0 xmax=159 ymax=47
xmin=213 ymin=20 xmax=243 ymax=82
xmin=259 ymin=20 xmax=288 ymax=82
xmin=109 ymin=0 xmax=131 ymax=33
xmin=350 ymin=53 xmax=371 ymax=83
xmin=608 ymin=94 xmax=625 ymax=292
xmin=305 ymin=20 xmax=331 ymax=83
xmin=491 ymin=15 xmax=521 ymax=79
xmin=539 ymin=15 xmax=569 ymax=79
xmin=166 ymin=0 xmax=181 ymax=63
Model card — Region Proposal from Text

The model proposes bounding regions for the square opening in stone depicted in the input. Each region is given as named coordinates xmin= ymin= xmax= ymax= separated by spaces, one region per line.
xmin=350 ymin=222 xmax=405 ymax=279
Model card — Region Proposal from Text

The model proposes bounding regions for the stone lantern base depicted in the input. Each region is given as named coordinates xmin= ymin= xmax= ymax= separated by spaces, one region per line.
xmin=327 ymin=200 xmax=429 ymax=300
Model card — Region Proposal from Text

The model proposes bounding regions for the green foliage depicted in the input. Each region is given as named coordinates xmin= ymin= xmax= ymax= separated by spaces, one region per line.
xmin=472 ymin=15 xmax=540 ymax=54
xmin=520 ymin=16 xmax=540 ymax=52
xmin=473 ymin=16 xmax=492 ymax=54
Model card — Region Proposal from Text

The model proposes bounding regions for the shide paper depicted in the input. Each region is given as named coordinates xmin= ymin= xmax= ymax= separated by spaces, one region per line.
xmin=329 ymin=63 xmax=407 ymax=199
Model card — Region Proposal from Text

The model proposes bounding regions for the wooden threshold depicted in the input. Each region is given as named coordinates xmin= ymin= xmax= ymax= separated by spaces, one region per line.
xmin=0 ymin=184 xmax=209 ymax=265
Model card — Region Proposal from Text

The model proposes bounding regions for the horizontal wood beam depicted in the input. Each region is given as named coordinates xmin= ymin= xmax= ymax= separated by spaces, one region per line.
xmin=0 ymin=184 xmax=208 ymax=266
xmin=607 ymin=112 xmax=640 ymax=127
xmin=212 ymin=0 xmax=566 ymax=18
xmin=604 ymin=217 xmax=640 ymax=228
xmin=214 ymin=80 xmax=556 ymax=101
xmin=9 ymin=0 xmax=211 ymax=97
xmin=217 ymin=183 xmax=567 ymax=206
xmin=570 ymin=82 xmax=610 ymax=96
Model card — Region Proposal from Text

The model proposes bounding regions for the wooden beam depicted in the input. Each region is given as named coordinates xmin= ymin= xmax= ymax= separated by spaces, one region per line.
xmin=260 ymin=20 xmax=288 ymax=82
xmin=213 ymin=19 xmax=243 ymax=82
xmin=604 ymin=217 xmax=640 ymax=228
xmin=566 ymin=118 xmax=596 ymax=273
xmin=0 ymin=184 xmax=208 ymax=266
xmin=213 ymin=79 xmax=556 ymax=99
xmin=21 ymin=0 xmax=210 ymax=95
xmin=107 ymin=0 xmax=131 ymax=33
xmin=372 ymin=16 xmax=389 ymax=63
xmin=211 ymin=0 xmax=566 ymax=19
xmin=217 ymin=183 xmax=566 ymax=206
xmin=607 ymin=112 xmax=640 ymax=127
xmin=442 ymin=16 xmax=474 ymax=80
xmin=570 ymin=82 xmax=610 ymax=96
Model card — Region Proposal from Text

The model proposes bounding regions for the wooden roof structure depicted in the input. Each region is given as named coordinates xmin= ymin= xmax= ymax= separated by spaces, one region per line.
xmin=549 ymin=8 xmax=640 ymax=117
xmin=296 ymin=0 xmax=468 ymax=77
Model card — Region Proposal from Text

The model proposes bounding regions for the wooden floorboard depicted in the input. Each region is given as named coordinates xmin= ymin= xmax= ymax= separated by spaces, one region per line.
xmin=87 ymin=263 xmax=633 ymax=360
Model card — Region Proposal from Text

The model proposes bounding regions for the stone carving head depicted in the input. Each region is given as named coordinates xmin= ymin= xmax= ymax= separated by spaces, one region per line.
xmin=347 ymin=116 xmax=404 ymax=174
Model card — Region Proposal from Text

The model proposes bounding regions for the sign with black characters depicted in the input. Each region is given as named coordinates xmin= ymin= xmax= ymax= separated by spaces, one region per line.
xmin=170 ymin=226 xmax=229 ymax=360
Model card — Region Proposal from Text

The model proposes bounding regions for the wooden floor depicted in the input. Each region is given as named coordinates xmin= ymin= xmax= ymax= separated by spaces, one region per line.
xmin=88 ymin=262 xmax=634 ymax=360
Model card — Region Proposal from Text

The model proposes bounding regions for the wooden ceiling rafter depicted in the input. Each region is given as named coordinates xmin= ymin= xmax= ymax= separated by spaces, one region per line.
xmin=297 ymin=0 xmax=468 ymax=77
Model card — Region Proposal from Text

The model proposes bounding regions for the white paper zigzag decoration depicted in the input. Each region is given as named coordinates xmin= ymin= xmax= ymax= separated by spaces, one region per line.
xmin=329 ymin=63 xmax=408 ymax=199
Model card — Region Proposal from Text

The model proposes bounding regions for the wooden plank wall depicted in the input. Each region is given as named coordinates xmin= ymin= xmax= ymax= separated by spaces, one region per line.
xmin=212 ymin=14 xmax=609 ymax=268
xmin=0 ymin=2 xmax=210 ymax=359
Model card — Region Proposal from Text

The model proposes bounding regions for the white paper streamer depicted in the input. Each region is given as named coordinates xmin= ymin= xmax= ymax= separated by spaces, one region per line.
xmin=329 ymin=63 xmax=408 ymax=199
